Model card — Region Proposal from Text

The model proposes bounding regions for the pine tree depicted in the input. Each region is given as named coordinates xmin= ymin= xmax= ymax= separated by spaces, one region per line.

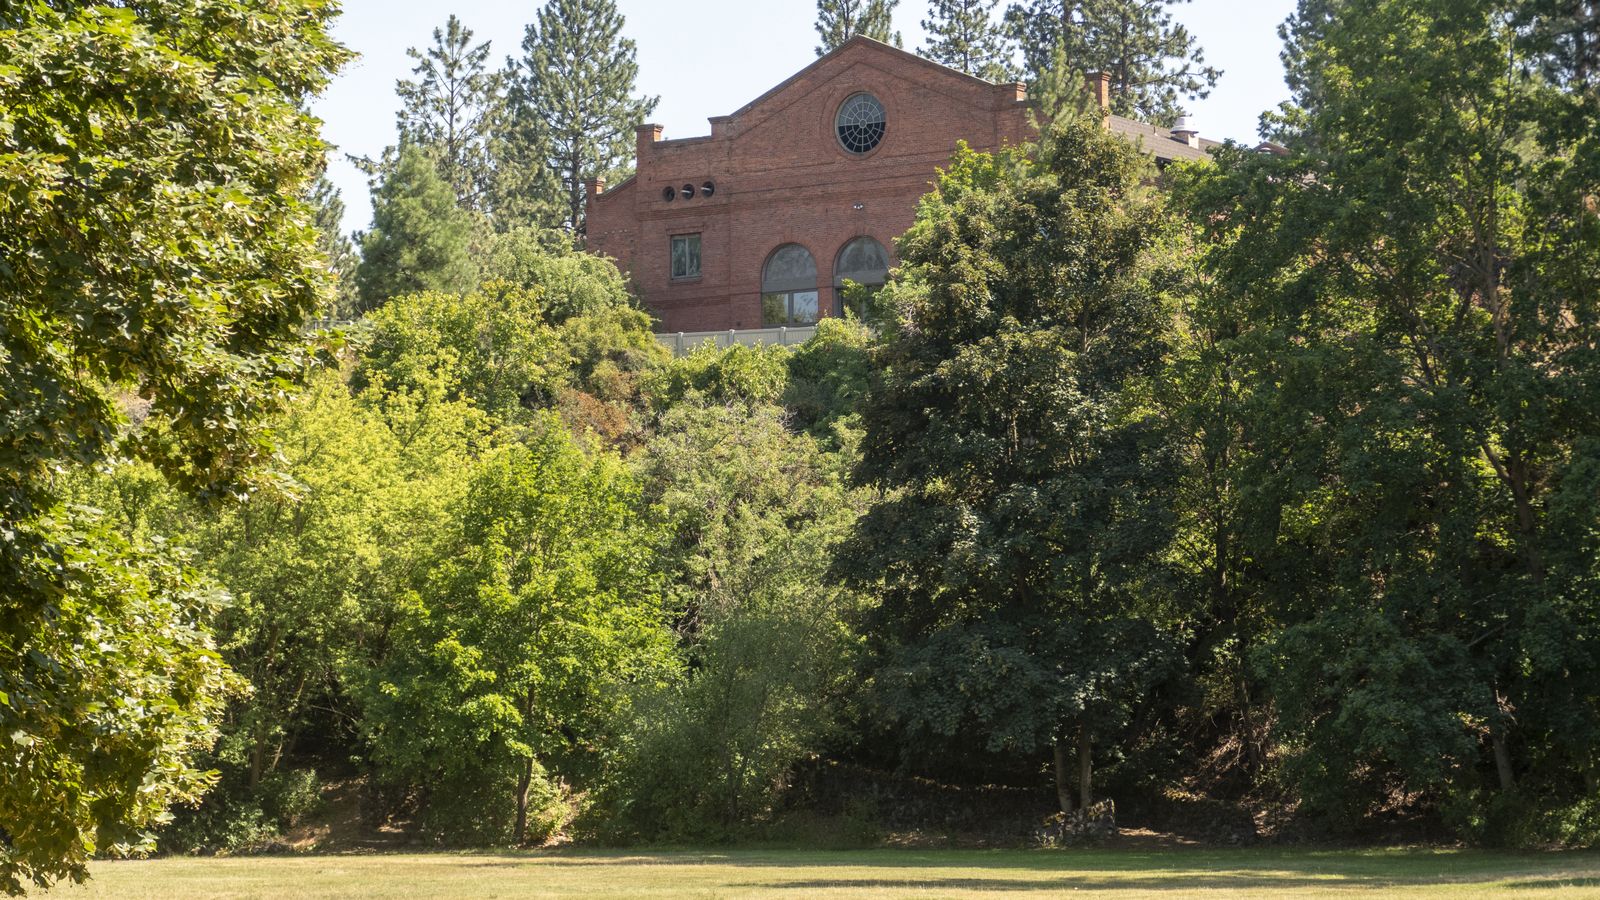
xmin=309 ymin=175 xmax=360 ymax=319
xmin=504 ymin=0 xmax=657 ymax=235
xmin=1005 ymin=0 xmax=1220 ymax=124
xmin=356 ymin=144 xmax=479 ymax=310
xmin=920 ymin=0 xmax=1017 ymax=81
xmin=395 ymin=15 xmax=503 ymax=214
xmin=815 ymin=0 xmax=903 ymax=55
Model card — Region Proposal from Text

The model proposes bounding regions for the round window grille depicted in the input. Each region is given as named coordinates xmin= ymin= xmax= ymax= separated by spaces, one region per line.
xmin=836 ymin=93 xmax=886 ymax=155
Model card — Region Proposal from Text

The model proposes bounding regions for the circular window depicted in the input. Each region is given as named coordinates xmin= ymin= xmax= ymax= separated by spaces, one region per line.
xmin=836 ymin=93 xmax=886 ymax=155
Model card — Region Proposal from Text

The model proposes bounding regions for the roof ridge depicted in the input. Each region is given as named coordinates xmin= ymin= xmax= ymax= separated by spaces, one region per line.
xmin=723 ymin=36 xmax=1022 ymax=124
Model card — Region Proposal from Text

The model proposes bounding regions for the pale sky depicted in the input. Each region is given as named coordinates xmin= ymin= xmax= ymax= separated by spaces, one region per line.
xmin=312 ymin=0 xmax=1299 ymax=235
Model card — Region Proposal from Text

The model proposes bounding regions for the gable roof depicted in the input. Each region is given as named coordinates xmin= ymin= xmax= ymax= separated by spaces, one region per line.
xmin=632 ymin=35 xmax=1217 ymax=162
xmin=723 ymin=36 xmax=1023 ymax=125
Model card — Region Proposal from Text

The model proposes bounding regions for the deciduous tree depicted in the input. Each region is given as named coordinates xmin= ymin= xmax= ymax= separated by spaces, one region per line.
xmin=361 ymin=420 xmax=671 ymax=845
xmin=604 ymin=396 xmax=867 ymax=838
xmin=841 ymin=124 xmax=1183 ymax=813
xmin=0 ymin=0 xmax=348 ymax=889
xmin=1180 ymin=0 xmax=1600 ymax=830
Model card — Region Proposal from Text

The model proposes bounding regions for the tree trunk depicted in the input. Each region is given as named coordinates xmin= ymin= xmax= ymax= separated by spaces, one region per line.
xmin=1052 ymin=738 xmax=1076 ymax=814
xmin=514 ymin=755 xmax=534 ymax=846
xmin=249 ymin=724 xmax=267 ymax=790
xmin=1492 ymin=689 xmax=1516 ymax=792
xmin=1078 ymin=720 xmax=1093 ymax=810
xmin=514 ymin=685 xmax=538 ymax=845
xmin=1492 ymin=728 xmax=1515 ymax=792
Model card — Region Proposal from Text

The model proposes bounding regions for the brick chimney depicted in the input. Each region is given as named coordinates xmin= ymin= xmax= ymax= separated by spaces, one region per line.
xmin=635 ymin=123 xmax=663 ymax=159
xmin=587 ymin=177 xmax=606 ymax=200
xmin=1086 ymin=72 xmax=1111 ymax=114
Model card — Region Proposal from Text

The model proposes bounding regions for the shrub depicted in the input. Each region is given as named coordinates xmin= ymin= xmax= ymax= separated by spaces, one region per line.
xmin=159 ymin=769 xmax=324 ymax=855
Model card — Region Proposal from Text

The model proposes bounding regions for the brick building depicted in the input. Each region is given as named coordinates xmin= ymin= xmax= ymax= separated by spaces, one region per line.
xmin=585 ymin=37 xmax=1214 ymax=335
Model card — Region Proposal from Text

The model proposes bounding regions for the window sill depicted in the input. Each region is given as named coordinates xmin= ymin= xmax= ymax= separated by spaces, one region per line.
xmin=669 ymin=276 xmax=703 ymax=285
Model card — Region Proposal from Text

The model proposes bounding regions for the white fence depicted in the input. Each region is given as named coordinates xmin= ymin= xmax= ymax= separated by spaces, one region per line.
xmin=655 ymin=326 xmax=818 ymax=357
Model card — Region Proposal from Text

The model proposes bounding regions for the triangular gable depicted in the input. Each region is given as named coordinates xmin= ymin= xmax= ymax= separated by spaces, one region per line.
xmin=719 ymin=36 xmax=1022 ymax=131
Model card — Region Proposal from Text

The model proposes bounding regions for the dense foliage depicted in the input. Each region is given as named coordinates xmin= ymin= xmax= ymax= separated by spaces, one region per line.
xmin=1174 ymin=0 xmax=1600 ymax=838
xmin=841 ymin=122 xmax=1184 ymax=812
xmin=0 ymin=0 xmax=346 ymax=890
xmin=10 ymin=2 xmax=1600 ymax=891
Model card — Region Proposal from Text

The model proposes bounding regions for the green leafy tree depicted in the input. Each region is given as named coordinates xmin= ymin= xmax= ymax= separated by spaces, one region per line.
xmin=1005 ymin=0 xmax=1219 ymax=124
xmin=602 ymin=398 xmax=868 ymax=839
xmin=184 ymin=376 xmax=413 ymax=794
xmin=355 ymin=249 xmax=663 ymax=434
xmin=816 ymin=0 xmax=903 ymax=54
xmin=1145 ymin=223 xmax=1276 ymax=779
xmin=641 ymin=343 xmax=792 ymax=414
xmin=920 ymin=0 xmax=1017 ymax=81
xmin=785 ymin=316 xmax=877 ymax=443
xmin=505 ymin=0 xmax=657 ymax=234
xmin=1180 ymin=0 xmax=1600 ymax=832
xmin=88 ymin=370 xmax=478 ymax=854
xmin=840 ymin=125 xmax=1182 ymax=813
xmin=356 ymin=144 xmax=480 ymax=311
xmin=395 ymin=15 xmax=503 ymax=213
xmin=0 ymin=1 xmax=347 ymax=889
xmin=361 ymin=419 xmax=672 ymax=845
xmin=480 ymin=228 xmax=639 ymax=322
xmin=0 ymin=513 xmax=240 ymax=891
xmin=355 ymin=285 xmax=562 ymax=419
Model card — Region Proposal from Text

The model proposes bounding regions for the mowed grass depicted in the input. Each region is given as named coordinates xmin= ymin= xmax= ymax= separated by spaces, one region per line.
xmin=46 ymin=847 xmax=1600 ymax=898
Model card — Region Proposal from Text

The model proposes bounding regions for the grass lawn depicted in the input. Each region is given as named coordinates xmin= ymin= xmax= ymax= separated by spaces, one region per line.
xmin=46 ymin=847 xmax=1600 ymax=898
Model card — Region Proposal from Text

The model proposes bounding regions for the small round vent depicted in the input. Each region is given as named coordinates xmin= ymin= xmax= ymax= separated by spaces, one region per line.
xmin=702 ymin=181 xmax=716 ymax=198
xmin=662 ymin=186 xmax=676 ymax=202
xmin=681 ymin=184 xmax=695 ymax=200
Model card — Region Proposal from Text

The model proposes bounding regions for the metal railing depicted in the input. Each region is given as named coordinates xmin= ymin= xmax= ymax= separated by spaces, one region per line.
xmin=656 ymin=326 xmax=818 ymax=356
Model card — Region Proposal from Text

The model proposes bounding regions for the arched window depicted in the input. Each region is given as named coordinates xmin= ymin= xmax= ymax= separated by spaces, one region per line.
xmin=761 ymin=244 xmax=818 ymax=326
xmin=833 ymin=237 xmax=889 ymax=318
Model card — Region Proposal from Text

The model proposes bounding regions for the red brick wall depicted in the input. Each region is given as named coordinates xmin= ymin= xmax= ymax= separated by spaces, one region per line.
xmin=586 ymin=38 xmax=1034 ymax=333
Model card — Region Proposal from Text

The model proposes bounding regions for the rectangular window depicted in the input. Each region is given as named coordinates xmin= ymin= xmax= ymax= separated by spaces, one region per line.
xmin=761 ymin=293 xmax=786 ymax=326
xmin=791 ymin=290 xmax=819 ymax=324
xmin=762 ymin=291 xmax=820 ymax=327
xmin=670 ymin=234 xmax=701 ymax=280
